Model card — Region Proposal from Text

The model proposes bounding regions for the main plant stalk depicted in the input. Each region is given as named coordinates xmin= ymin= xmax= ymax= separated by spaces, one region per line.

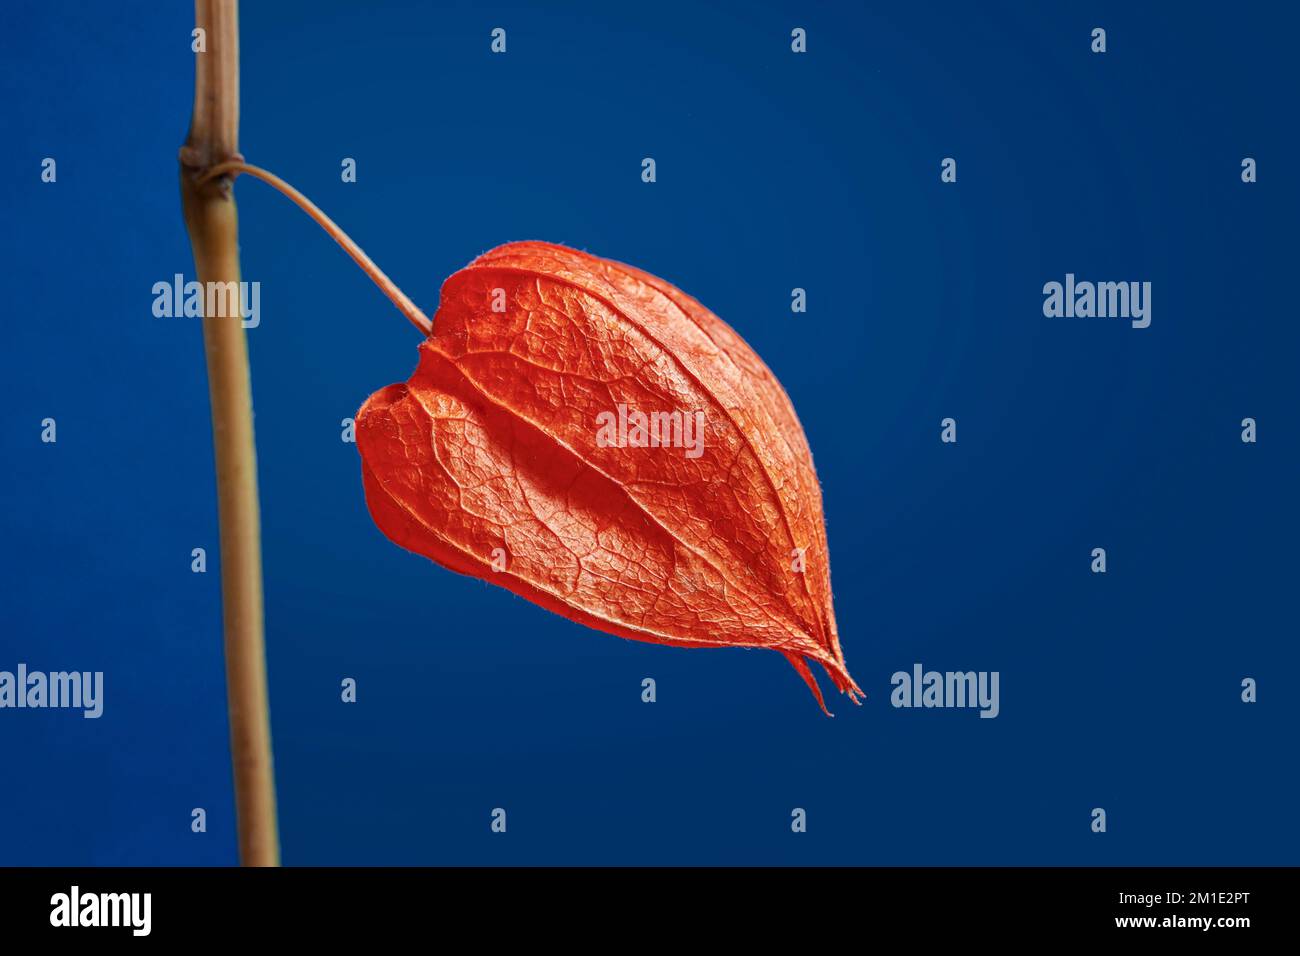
xmin=179 ymin=0 xmax=279 ymax=867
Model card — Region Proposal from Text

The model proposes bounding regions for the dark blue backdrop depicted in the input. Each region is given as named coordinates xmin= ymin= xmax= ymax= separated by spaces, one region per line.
xmin=1 ymin=1 xmax=1295 ymax=865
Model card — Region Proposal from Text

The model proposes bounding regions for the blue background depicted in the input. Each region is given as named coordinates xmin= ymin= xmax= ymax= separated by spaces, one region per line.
xmin=1 ymin=1 xmax=1295 ymax=865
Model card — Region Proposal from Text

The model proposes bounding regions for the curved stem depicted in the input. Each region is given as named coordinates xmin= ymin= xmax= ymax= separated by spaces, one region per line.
xmin=200 ymin=161 xmax=433 ymax=336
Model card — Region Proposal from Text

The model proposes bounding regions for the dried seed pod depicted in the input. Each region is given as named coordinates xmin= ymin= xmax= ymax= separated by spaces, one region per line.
xmin=356 ymin=242 xmax=860 ymax=712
